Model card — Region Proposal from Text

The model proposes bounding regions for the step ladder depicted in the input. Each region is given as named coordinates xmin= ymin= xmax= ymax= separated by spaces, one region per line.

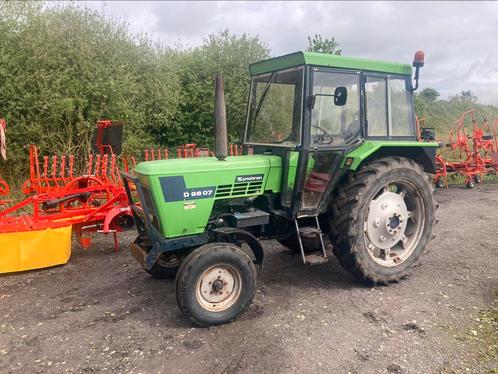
xmin=294 ymin=217 xmax=329 ymax=265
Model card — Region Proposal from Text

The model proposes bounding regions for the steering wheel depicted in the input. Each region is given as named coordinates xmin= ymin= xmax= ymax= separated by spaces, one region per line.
xmin=341 ymin=119 xmax=361 ymax=142
xmin=312 ymin=125 xmax=333 ymax=145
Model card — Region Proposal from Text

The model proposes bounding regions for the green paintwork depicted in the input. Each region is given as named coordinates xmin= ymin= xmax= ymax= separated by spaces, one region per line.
xmin=135 ymin=155 xmax=282 ymax=238
xmin=249 ymin=51 xmax=412 ymax=76
xmin=341 ymin=141 xmax=439 ymax=170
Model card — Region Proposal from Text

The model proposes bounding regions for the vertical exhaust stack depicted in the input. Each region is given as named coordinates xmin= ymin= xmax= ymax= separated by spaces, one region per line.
xmin=214 ymin=74 xmax=228 ymax=161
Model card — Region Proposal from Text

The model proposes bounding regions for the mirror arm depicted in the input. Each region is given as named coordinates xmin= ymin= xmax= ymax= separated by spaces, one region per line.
xmin=411 ymin=66 xmax=420 ymax=92
xmin=308 ymin=95 xmax=317 ymax=109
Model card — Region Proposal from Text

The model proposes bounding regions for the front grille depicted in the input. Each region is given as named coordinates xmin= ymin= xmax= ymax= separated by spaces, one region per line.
xmin=215 ymin=181 xmax=263 ymax=198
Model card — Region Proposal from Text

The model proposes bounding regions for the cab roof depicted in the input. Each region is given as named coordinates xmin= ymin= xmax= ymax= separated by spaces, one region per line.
xmin=249 ymin=51 xmax=412 ymax=76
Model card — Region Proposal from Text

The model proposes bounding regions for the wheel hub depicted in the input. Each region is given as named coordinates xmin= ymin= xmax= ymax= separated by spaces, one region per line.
xmin=212 ymin=279 xmax=224 ymax=292
xmin=196 ymin=265 xmax=242 ymax=312
xmin=366 ymin=191 xmax=408 ymax=250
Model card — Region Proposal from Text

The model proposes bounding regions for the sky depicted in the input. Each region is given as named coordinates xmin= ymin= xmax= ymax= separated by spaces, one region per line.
xmin=81 ymin=1 xmax=498 ymax=104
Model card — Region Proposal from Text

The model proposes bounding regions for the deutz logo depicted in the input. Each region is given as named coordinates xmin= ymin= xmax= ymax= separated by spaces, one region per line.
xmin=235 ymin=174 xmax=263 ymax=183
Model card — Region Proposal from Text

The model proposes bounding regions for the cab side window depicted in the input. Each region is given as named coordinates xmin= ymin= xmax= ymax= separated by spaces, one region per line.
xmin=365 ymin=76 xmax=415 ymax=137
xmin=365 ymin=77 xmax=388 ymax=136
xmin=390 ymin=78 xmax=415 ymax=136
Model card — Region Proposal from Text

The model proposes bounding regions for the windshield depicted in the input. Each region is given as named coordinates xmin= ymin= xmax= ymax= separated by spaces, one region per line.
xmin=311 ymin=71 xmax=361 ymax=145
xmin=245 ymin=67 xmax=304 ymax=146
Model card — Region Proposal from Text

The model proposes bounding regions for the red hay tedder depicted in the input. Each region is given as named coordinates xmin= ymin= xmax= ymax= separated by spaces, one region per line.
xmin=432 ymin=109 xmax=498 ymax=188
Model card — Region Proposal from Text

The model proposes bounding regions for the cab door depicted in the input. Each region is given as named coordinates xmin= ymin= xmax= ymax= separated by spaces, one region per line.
xmin=297 ymin=67 xmax=362 ymax=217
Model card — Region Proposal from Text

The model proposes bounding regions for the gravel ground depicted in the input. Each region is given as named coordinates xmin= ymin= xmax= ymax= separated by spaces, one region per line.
xmin=1 ymin=185 xmax=497 ymax=373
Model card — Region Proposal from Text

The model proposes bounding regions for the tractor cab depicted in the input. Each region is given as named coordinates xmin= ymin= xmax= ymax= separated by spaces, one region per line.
xmin=244 ymin=52 xmax=419 ymax=217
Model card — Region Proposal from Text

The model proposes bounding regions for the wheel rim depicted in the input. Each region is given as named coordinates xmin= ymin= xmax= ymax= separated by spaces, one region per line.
xmin=195 ymin=264 xmax=242 ymax=312
xmin=364 ymin=180 xmax=425 ymax=267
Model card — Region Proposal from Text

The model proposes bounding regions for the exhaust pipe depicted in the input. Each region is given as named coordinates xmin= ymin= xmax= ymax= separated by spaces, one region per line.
xmin=214 ymin=74 xmax=228 ymax=161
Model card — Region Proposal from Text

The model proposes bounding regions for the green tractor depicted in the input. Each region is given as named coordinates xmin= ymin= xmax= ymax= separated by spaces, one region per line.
xmin=122 ymin=50 xmax=438 ymax=326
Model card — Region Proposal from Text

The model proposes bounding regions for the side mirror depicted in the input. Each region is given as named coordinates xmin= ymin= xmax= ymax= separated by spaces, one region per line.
xmin=308 ymin=87 xmax=348 ymax=109
xmin=334 ymin=87 xmax=347 ymax=106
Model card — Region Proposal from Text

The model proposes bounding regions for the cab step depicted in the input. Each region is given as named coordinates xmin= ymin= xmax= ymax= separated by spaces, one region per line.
xmin=298 ymin=226 xmax=320 ymax=238
xmin=294 ymin=217 xmax=328 ymax=266
xmin=304 ymin=251 xmax=329 ymax=265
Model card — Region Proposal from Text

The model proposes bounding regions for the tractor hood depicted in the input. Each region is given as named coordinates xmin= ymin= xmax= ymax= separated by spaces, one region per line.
xmin=135 ymin=155 xmax=282 ymax=177
xmin=133 ymin=155 xmax=283 ymax=238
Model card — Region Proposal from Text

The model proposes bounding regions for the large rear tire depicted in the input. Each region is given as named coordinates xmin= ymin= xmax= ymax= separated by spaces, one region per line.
xmin=277 ymin=226 xmax=322 ymax=254
xmin=175 ymin=243 xmax=256 ymax=327
xmin=329 ymin=157 xmax=436 ymax=284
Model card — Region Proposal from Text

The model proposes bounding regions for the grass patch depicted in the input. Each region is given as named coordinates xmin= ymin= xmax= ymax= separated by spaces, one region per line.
xmin=465 ymin=289 xmax=498 ymax=372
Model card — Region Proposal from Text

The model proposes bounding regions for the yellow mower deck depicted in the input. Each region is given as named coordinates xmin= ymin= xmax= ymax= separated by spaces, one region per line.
xmin=0 ymin=225 xmax=72 ymax=274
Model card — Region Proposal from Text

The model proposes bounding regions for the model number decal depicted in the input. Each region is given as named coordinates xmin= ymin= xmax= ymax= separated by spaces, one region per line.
xmin=235 ymin=174 xmax=264 ymax=183
xmin=183 ymin=188 xmax=215 ymax=199
xmin=159 ymin=176 xmax=216 ymax=202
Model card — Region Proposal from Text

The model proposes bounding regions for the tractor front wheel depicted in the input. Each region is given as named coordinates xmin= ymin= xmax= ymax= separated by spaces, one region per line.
xmin=329 ymin=157 xmax=436 ymax=284
xmin=175 ymin=243 xmax=256 ymax=327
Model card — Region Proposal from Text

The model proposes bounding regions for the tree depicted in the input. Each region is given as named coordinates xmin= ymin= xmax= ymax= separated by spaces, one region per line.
xmin=449 ymin=90 xmax=478 ymax=104
xmin=172 ymin=30 xmax=269 ymax=146
xmin=0 ymin=3 xmax=180 ymax=178
xmin=460 ymin=90 xmax=478 ymax=103
xmin=419 ymin=88 xmax=440 ymax=103
xmin=307 ymin=34 xmax=342 ymax=55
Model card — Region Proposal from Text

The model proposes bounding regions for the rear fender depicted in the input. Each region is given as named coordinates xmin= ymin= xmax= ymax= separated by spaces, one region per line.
xmin=343 ymin=143 xmax=438 ymax=174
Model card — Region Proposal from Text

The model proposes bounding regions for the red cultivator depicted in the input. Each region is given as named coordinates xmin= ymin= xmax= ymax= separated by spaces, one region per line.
xmin=0 ymin=118 xmax=10 ymax=206
xmin=144 ymin=143 xmax=243 ymax=161
xmin=0 ymin=120 xmax=133 ymax=275
xmin=434 ymin=109 xmax=498 ymax=188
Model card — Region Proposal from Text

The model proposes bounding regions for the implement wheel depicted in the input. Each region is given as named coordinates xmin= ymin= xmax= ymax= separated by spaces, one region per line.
xmin=329 ymin=157 xmax=436 ymax=284
xmin=175 ymin=243 xmax=256 ymax=327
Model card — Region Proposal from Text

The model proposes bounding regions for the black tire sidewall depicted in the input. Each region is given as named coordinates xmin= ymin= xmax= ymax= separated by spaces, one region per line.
xmin=277 ymin=231 xmax=321 ymax=253
xmin=175 ymin=244 xmax=256 ymax=327
xmin=146 ymin=263 xmax=179 ymax=279
xmin=353 ymin=167 xmax=435 ymax=280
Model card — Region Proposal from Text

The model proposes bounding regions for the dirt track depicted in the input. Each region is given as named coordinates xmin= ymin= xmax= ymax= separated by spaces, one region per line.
xmin=1 ymin=185 xmax=497 ymax=373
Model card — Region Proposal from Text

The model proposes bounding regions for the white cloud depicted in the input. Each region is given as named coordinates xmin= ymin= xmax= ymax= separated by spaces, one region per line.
xmin=79 ymin=0 xmax=498 ymax=104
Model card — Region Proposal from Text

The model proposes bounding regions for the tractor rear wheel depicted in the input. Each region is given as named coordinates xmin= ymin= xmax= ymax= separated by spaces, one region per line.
xmin=175 ymin=243 xmax=256 ymax=327
xmin=329 ymin=157 xmax=436 ymax=284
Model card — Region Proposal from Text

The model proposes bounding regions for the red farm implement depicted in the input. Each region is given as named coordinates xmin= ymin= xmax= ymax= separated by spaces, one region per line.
xmin=144 ymin=143 xmax=242 ymax=161
xmin=0 ymin=118 xmax=10 ymax=206
xmin=0 ymin=120 xmax=133 ymax=273
xmin=433 ymin=109 xmax=498 ymax=188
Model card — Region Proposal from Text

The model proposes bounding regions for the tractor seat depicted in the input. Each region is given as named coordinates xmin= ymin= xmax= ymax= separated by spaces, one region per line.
xmin=305 ymin=172 xmax=330 ymax=193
